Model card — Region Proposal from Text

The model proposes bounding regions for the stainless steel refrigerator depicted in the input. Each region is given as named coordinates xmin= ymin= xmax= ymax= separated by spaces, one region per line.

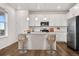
xmin=67 ymin=16 xmax=79 ymax=50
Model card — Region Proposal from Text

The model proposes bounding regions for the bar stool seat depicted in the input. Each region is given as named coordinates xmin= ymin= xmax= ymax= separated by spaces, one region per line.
xmin=18 ymin=34 xmax=28 ymax=53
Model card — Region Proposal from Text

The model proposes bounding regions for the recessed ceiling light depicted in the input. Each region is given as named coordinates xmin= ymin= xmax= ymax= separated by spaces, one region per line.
xmin=74 ymin=6 xmax=79 ymax=9
xmin=17 ymin=5 xmax=22 ymax=10
xmin=35 ymin=17 xmax=38 ymax=21
xmin=27 ymin=17 xmax=29 ymax=21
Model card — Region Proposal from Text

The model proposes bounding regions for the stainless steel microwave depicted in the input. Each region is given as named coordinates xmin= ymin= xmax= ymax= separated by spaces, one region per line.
xmin=40 ymin=21 xmax=49 ymax=26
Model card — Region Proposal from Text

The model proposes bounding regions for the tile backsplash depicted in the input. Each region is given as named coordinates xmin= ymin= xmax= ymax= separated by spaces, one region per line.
xmin=30 ymin=26 xmax=67 ymax=33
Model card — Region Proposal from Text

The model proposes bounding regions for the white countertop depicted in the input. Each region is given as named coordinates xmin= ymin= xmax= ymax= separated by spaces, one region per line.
xmin=30 ymin=32 xmax=56 ymax=34
xmin=28 ymin=32 xmax=67 ymax=35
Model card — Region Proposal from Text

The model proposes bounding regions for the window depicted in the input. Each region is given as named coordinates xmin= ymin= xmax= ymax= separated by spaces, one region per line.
xmin=0 ymin=10 xmax=8 ymax=37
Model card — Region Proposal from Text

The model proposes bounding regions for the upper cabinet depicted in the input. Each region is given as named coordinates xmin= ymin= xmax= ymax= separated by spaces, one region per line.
xmin=29 ymin=15 xmax=41 ymax=26
xmin=29 ymin=19 xmax=35 ymax=26
xmin=29 ymin=13 xmax=67 ymax=27
xmin=53 ymin=14 xmax=67 ymax=26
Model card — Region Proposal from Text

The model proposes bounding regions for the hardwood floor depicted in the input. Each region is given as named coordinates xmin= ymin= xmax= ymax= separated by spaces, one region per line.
xmin=0 ymin=42 xmax=79 ymax=56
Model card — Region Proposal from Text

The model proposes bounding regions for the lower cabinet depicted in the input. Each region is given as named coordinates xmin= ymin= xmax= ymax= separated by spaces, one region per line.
xmin=56 ymin=33 xmax=67 ymax=42
xmin=27 ymin=34 xmax=47 ymax=50
xmin=27 ymin=34 xmax=56 ymax=50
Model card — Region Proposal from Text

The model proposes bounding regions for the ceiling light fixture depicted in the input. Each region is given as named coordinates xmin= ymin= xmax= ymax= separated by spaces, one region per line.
xmin=35 ymin=17 xmax=38 ymax=21
xmin=57 ymin=5 xmax=61 ymax=10
xmin=43 ymin=17 xmax=47 ymax=20
xmin=74 ymin=6 xmax=79 ymax=9
xmin=27 ymin=17 xmax=29 ymax=21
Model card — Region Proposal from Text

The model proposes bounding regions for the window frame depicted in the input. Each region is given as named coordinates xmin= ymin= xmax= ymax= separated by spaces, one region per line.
xmin=0 ymin=11 xmax=8 ymax=38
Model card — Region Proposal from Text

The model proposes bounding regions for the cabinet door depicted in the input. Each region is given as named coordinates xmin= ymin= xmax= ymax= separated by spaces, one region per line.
xmin=49 ymin=16 xmax=55 ymax=26
xmin=29 ymin=19 xmax=35 ymax=26
xmin=61 ymin=16 xmax=67 ymax=26
xmin=54 ymin=15 xmax=61 ymax=26
xmin=54 ymin=15 xmax=67 ymax=26
xmin=56 ymin=33 xmax=67 ymax=42
xmin=28 ymin=34 xmax=46 ymax=50
xmin=35 ymin=20 xmax=40 ymax=26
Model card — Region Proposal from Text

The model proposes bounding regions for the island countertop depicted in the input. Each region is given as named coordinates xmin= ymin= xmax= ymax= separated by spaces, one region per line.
xmin=30 ymin=32 xmax=56 ymax=34
xmin=27 ymin=31 xmax=67 ymax=35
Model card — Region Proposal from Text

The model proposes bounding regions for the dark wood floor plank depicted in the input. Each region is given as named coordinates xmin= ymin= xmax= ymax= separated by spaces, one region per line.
xmin=0 ymin=42 xmax=79 ymax=56
xmin=59 ymin=43 xmax=78 ymax=56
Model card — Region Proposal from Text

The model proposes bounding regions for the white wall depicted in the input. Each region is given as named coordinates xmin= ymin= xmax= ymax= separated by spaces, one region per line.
xmin=0 ymin=4 xmax=17 ymax=49
xmin=16 ymin=10 xmax=29 ymax=35
xmin=0 ymin=4 xmax=29 ymax=49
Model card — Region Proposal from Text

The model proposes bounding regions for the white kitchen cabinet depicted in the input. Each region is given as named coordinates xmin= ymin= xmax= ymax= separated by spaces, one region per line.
xmin=29 ymin=14 xmax=67 ymax=26
xmin=56 ymin=33 xmax=67 ymax=42
xmin=35 ymin=19 xmax=40 ymax=26
xmin=29 ymin=19 xmax=35 ymax=26
xmin=27 ymin=33 xmax=47 ymax=50
xmin=30 ymin=20 xmax=41 ymax=26
xmin=29 ymin=17 xmax=41 ymax=26
xmin=54 ymin=15 xmax=67 ymax=26
xmin=49 ymin=17 xmax=55 ymax=26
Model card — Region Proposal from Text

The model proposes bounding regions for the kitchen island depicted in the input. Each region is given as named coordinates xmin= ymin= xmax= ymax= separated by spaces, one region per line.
xmin=26 ymin=32 xmax=56 ymax=50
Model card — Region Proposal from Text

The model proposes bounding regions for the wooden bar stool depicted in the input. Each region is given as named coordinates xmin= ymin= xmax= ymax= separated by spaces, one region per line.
xmin=47 ymin=34 xmax=56 ymax=56
xmin=18 ymin=34 xmax=28 ymax=53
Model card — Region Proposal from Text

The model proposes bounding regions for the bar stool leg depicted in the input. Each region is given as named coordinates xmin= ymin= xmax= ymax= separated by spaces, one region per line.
xmin=22 ymin=42 xmax=27 ymax=53
xmin=49 ymin=44 xmax=53 ymax=56
xmin=47 ymin=44 xmax=53 ymax=56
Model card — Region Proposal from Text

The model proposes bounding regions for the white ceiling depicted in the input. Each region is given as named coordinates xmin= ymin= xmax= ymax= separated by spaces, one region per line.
xmin=7 ymin=3 xmax=75 ymax=12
